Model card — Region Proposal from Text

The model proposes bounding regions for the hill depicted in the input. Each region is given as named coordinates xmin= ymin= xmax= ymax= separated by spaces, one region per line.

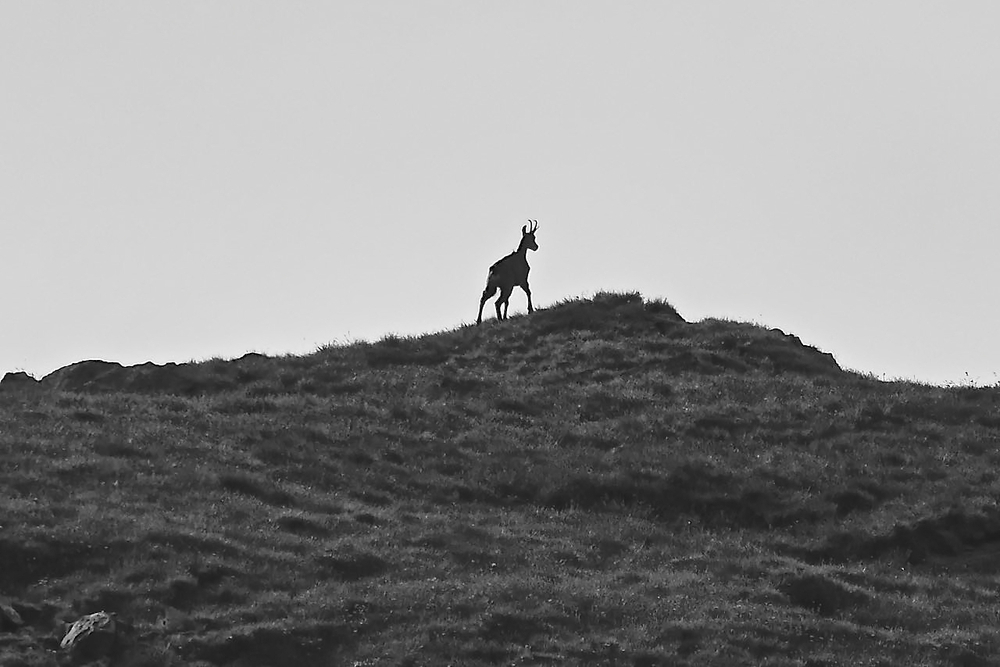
xmin=2 ymin=292 xmax=999 ymax=666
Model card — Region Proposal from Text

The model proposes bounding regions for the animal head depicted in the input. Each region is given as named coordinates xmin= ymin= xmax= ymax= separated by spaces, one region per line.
xmin=521 ymin=220 xmax=539 ymax=251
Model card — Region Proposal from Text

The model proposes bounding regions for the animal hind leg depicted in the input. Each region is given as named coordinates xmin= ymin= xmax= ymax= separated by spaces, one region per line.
xmin=496 ymin=285 xmax=513 ymax=321
xmin=477 ymin=285 xmax=497 ymax=325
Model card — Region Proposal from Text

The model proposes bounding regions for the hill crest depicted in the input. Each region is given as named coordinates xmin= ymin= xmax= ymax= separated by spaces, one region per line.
xmin=2 ymin=292 xmax=842 ymax=395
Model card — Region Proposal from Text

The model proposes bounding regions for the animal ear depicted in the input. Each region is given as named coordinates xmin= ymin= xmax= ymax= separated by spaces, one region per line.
xmin=522 ymin=225 xmax=527 ymax=234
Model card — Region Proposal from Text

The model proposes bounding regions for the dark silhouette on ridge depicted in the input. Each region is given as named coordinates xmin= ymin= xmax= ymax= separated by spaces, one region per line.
xmin=477 ymin=220 xmax=539 ymax=325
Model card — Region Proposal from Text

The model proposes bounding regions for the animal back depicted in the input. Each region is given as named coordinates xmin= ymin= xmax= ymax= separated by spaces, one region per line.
xmin=488 ymin=255 xmax=529 ymax=286
xmin=489 ymin=250 xmax=517 ymax=272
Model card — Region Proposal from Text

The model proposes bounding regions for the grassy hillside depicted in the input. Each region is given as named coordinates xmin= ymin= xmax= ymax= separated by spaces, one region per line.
xmin=2 ymin=292 xmax=999 ymax=666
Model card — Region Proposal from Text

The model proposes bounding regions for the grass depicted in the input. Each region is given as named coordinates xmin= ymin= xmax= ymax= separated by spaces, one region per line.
xmin=1 ymin=292 xmax=999 ymax=665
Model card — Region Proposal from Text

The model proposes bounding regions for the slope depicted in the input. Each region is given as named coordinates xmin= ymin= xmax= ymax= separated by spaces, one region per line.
xmin=1 ymin=292 xmax=999 ymax=666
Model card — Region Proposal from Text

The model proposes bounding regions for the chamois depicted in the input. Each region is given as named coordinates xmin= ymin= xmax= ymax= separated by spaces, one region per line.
xmin=477 ymin=220 xmax=539 ymax=325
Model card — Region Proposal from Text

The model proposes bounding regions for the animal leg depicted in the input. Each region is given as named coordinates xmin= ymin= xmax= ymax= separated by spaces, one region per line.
xmin=522 ymin=284 xmax=533 ymax=314
xmin=496 ymin=285 xmax=513 ymax=321
xmin=477 ymin=285 xmax=497 ymax=325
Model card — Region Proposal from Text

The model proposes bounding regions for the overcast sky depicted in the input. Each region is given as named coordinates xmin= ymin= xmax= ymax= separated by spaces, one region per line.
xmin=2 ymin=2 xmax=998 ymax=386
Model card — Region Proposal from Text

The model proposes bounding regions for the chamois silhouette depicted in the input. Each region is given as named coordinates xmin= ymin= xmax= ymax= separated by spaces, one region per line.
xmin=477 ymin=220 xmax=539 ymax=325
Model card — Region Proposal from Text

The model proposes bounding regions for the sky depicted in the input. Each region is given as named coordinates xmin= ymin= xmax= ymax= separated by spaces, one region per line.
xmin=2 ymin=2 xmax=998 ymax=387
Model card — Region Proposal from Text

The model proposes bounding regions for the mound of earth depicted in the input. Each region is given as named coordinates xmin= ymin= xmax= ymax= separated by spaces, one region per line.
xmin=811 ymin=506 xmax=1000 ymax=572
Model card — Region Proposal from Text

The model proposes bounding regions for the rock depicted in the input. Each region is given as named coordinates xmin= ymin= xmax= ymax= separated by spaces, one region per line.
xmin=42 ymin=360 xmax=125 ymax=392
xmin=0 ymin=601 xmax=23 ymax=630
xmin=0 ymin=371 xmax=39 ymax=390
xmin=39 ymin=359 xmax=222 ymax=395
xmin=60 ymin=611 xmax=121 ymax=660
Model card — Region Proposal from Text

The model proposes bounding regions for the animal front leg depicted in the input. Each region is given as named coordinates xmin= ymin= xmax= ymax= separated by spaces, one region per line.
xmin=523 ymin=284 xmax=533 ymax=314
